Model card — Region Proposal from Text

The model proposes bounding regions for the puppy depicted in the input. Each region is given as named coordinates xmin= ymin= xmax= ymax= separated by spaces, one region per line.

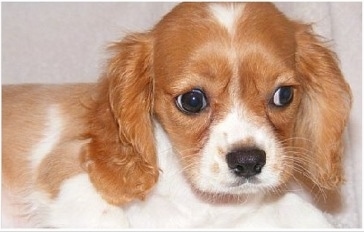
xmin=2 ymin=2 xmax=352 ymax=228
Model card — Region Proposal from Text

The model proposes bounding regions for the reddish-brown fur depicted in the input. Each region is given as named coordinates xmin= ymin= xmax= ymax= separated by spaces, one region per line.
xmin=82 ymin=33 xmax=159 ymax=205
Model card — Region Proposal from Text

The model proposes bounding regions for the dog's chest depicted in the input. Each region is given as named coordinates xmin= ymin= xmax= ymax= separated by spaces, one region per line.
xmin=123 ymin=180 xmax=258 ymax=228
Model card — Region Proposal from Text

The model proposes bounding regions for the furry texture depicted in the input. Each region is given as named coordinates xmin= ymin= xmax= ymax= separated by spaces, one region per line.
xmin=82 ymin=33 xmax=159 ymax=205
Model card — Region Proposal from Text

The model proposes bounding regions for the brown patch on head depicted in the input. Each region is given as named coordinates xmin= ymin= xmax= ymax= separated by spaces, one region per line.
xmin=232 ymin=3 xmax=301 ymax=141
xmin=152 ymin=3 xmax=238 ymax=175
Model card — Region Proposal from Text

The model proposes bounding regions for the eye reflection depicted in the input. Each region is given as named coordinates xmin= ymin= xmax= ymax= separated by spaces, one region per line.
xmin=271 ymin=86 xmax=293 ymax=107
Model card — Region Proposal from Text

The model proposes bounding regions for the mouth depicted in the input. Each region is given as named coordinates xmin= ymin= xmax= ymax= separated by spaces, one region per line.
xmin=228 ymin=176 xmax=262 ymax=187
xmin=219 ymin=176 xmax=268 ymax=195
xmin=190 ymin=176 xmax=268 ymax=204
xmin=193 ymin=173 xmax=269 ymax=197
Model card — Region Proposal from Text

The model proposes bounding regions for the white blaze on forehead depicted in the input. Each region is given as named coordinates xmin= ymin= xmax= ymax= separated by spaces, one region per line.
xmin=208 ymin=3 xmax=245 ymax=36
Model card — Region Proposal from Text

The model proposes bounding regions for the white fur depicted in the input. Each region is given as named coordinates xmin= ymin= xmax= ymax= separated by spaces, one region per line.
xmin=209 ymin=3 xmax=245 ymax=36
xmin=47 ymin=174 xmax=128 ymax=228
xmin=196 ymin=106 xmax=282 ymax=194
xmin=30 ymin=105 xmax=63 ymax=169
xmin=12 ymin=175 xmax=128 ymax=228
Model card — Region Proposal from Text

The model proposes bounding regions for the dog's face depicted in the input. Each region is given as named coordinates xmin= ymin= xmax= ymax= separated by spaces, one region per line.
xmin=87 ymin=2 xmax=351 ymax=204
xmin=152 ymin=2 xmax=351 ymax=195
xmin=152 ymin=3 xmax=302 ymax=195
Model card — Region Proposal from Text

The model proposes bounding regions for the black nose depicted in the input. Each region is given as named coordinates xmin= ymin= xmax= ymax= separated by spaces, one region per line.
xmin=226 ymin=148 xmax=266 ymax=178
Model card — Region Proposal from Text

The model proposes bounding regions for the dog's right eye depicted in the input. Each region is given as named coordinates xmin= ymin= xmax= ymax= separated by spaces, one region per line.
xmin=175 ymin=89 xmax=208 ymax=114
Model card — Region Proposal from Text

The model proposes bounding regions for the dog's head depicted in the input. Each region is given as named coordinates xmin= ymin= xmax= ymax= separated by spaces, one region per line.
xmin=85 ymin=2 xmax=352 ymax=204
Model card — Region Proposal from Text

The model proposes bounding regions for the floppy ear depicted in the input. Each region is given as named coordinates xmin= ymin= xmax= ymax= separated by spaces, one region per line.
xmin=82 ymin=33 xmax=159 ymax=205
xmin=293 ymin=24 xmax=352 ymax=190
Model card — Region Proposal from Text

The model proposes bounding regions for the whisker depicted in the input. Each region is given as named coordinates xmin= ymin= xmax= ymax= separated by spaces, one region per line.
xmin=279 ymin=152 xmax=328 ymax=201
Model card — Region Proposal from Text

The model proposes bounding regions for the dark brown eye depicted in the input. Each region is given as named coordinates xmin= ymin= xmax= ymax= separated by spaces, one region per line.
xmin=271 ymin=86 xmax=293 ymax=107
xmin=176 ymin=89 xmax=208 ymax=114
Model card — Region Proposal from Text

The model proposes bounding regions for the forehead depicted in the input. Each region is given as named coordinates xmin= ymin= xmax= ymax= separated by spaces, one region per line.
xmin=153 ymin=2 xmax=296 ymax=88
xmin=208 ymin=3 xmax=246 ymax=36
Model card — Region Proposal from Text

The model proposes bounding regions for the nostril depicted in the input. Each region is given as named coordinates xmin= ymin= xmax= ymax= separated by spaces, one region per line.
xmin=226 ymin=148 xmax=266 ymax=178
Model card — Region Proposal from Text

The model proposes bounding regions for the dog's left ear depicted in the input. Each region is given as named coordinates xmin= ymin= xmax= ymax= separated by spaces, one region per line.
xmin=82 ymin=33 xmax=159 ymax=205
xmin=293 ymin=23 xmax=352 ymax=190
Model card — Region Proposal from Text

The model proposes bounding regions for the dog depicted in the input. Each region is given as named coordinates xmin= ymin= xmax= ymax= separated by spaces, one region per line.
xmin=2 ymin=2 xmax=352 ymax=228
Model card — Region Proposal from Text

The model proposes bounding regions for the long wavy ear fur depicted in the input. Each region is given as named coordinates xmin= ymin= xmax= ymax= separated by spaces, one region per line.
xmin=82 ymin=33 xmax=159 ymax=205
xmin=294 ymin=23 xmax=352 ymax=190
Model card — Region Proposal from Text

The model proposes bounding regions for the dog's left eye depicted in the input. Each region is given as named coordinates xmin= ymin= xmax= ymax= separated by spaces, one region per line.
xmin=271 ymin=86 xmax=293 ymax=107
xmin=176 ymin=89 xmax=208 ymax=114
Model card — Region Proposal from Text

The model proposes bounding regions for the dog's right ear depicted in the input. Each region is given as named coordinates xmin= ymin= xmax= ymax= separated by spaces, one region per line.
xmin=293 ymin=23 xmax=352 ymax=190
xmin=82 ymin=33 xmax=159 ymax=205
